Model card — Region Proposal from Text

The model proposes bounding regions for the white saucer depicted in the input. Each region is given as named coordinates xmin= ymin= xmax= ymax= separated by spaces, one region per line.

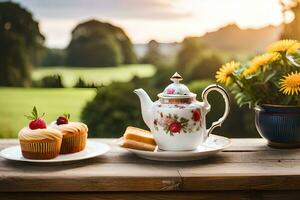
xmin=0 ymin=141 xmax=110 ymax=163
xmin=120 ymin=134 xmax=231 ymax=161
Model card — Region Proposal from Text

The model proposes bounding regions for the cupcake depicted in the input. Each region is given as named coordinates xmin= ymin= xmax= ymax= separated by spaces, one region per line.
xmin=51 ymin=114 xmax=88 ymax=154
xmin=19 ymin=107 xmax=62 ymax=159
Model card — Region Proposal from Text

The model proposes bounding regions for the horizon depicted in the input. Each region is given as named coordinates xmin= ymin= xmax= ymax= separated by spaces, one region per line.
xmin=8 ymin=0 xmax=289 ymax=48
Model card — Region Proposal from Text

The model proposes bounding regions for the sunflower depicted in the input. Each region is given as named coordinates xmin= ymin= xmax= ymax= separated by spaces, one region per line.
xmin=267 ymin=39 xmax=298 ymax=53
xmin=287 ymin=42 xmax=300 ymax=54
xmin=279 ymin=71 xmax=300 ymax=95
xmin=243 ymin=52 xmax=281 ymax=76
xmin=215 ymin=61 xmax=240 ymax=86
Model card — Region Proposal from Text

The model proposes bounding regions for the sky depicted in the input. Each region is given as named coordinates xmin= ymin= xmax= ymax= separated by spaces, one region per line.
xmin=9 ymin=0 xmax=285 ymax=48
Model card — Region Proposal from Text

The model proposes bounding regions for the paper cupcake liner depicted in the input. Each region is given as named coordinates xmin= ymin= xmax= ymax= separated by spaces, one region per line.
xmin=60 ymin=132 xmax=87 ymax=154
xmin=20 ymin=139 xmax=62 ymax=160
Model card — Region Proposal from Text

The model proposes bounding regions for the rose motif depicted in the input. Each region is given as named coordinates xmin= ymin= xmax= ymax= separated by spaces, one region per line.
xmin=166 ymin=88 xmax=175 ymax=94
xmin=153 ymin=113 xmax=198 ymax=136
xmin=169 ymin=122 xmax=182 ymax=133
xmin=192 ymin=109 xmax=201 ymax=121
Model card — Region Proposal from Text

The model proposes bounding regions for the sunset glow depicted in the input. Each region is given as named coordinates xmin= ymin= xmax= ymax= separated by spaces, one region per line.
xmin=13 ymin=0 xmax=285 ymax=48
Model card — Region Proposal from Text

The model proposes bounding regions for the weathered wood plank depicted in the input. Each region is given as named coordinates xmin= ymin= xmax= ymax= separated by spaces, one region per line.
xmin=0 ymin=139 xmax=300 ymax=192
xmin=0 ymin=161 xmax=181 ymax=192
xmin=1 ymin=191 xmax=300 ymax=200
xmin=181 ymin=175 xmax=300 ymax=191
xmin=0 ymin=160 xmax=299 ymax=191
xmin=179 ymin=161 xmax=300 ymax=190
xmin=0 ymin=176 xmax=181 ymax=192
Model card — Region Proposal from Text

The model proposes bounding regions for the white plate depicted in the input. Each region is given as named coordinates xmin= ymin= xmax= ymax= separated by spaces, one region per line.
xmin=120 ymin=134 xmax=231 ymax=161
xmin=0 ymin=141 xmax=110 ymax=163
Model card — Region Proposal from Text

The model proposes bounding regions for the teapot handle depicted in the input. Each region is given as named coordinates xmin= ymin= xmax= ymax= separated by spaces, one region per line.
xmin=201 ymin=84 xmax=230 ymax=141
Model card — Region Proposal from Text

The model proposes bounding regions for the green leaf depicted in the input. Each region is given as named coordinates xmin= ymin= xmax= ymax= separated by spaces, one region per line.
xmin=63 ymin=113 xmax=71 ymax=119
xmin=286 ymin=54 xmax=300 ymax=67
xmin=32 ymin=106 xmax=38 ymax=119
xmin=245 ymin=70 xmax=260 ymax=80
xmin=25 ymin=106 xmax=45 ymax=120
xmin=24 ymin=115 xmax=35 ymax=120
xmin=234 ymin=92 xmax=244 ymax=99
xmin=233 ymin=63 xmax=248 ymax=75
xmin=263 ymin=71 xmax=277 ymax=84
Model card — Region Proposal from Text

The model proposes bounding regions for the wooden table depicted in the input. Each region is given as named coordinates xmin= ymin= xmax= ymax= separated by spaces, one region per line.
xmin=0 ymin=139 xmax=300 ymax=200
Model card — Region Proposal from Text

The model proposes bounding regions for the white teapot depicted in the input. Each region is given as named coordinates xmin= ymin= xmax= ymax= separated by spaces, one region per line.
xmin=134 ymin=72 xmax=230 ymax=151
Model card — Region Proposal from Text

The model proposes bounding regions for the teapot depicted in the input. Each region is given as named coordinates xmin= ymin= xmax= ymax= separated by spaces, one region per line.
xmin=134 ymin=72 xmax=230 ymax=151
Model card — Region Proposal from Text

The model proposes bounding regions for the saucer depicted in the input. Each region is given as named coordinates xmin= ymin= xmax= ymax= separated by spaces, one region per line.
xmin=119 ymin=134 xmax=231 ymax=161
xmin=0 ymin=141 xmax=110 ymax=163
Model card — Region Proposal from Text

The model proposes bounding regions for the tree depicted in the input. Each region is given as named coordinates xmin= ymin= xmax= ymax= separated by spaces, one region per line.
xmin=41 ymin=48 xmax=66 ymax=66
xmin=111 ymin=26 xmax=137 ymax=64
xmin=175 ymin=37 xmax=223 ymax=82
xmin=141 ymin=40 xmax=165 ymax=65
xmin=176 ymin=37 xmax=204 ymax=71
xmin=186 ymin=54 xmax=223 ymax=81
xmin=66 ymin=20 xmax=137 ymax=67
xmin=0 ymin=2 xmax=44 ymax=86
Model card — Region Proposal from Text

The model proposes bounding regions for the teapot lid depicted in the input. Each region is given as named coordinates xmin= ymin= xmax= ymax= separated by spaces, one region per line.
xmin=158 ymin=72 xmax=196 ymax=99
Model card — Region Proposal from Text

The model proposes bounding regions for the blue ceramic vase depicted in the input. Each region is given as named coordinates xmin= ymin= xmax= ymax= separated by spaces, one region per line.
xmin=255 ymin=104 xmax=300 ymax=148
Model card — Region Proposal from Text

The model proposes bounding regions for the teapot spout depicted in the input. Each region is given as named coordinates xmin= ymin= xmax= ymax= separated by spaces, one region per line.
xmin=134 ymin=88 xmax=154 ymax=130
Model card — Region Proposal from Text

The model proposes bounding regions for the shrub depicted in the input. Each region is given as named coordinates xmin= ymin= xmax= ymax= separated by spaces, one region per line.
xmin=40 ymin=74 xmax=64 ymax=88
xmin=81 ymin=81 xmax=147 ymax=137
xmin=74 ymin=77 xmax=97 ymax=88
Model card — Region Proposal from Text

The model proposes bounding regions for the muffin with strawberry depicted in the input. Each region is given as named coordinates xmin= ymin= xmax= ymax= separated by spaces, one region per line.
xmin=19 ymin=107 xmax=62 ymax=159
xmin=50 ymin=114 xmax=88 ymax=154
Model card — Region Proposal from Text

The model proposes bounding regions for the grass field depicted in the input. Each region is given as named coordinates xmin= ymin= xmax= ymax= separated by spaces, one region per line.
xmin=0 ymin=88 xmax=95 ymax=138
xmin=1 ymin=64 xmax=155 ymax=138
xmin=32 ymin=64 xmax=155 ymax=87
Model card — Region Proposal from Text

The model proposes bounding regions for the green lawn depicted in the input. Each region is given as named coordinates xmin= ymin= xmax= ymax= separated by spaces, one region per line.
xmin=1 ymin=64 xmax=155 ymax=138
xmin=0 ymin=88 xmax=95 ymax=138
xmin=32 ymin=64 xmax=155 ymax=87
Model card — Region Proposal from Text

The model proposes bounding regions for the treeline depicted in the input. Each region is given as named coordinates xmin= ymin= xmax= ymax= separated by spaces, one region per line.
xmin=0 ymin=2 xmax=137 ymax=87
xmin=42 ymin=20 xmax=137 ymax=67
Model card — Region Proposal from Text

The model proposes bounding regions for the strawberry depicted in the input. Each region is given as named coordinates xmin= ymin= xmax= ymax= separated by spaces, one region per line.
xmin=169 ymin=121 xmax=182 ymax=133
xmin=56 ymin=113 xmax=70 ymax=125
xmin=25 ymin=106 xmax=47 ymax=130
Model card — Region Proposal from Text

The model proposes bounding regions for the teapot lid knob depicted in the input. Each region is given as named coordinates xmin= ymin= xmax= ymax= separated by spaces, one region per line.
xmin=160 ymin=72 xmax=193 ymax=97
xmin=170 ymin=72 xmax=183 ymax=84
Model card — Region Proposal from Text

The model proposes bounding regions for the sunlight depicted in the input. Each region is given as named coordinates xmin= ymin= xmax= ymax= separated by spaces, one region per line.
xmin=14 ymin=0 xmax=286 ymax=47
xmin=174 ymin=0 xmax=283 ymax=28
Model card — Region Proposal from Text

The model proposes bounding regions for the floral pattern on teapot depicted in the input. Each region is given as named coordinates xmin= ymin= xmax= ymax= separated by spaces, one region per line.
xmin=134 ymin=72 xmax=230 ymax=151
xmin=153 ymin=108 xmax=202 ymax=136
